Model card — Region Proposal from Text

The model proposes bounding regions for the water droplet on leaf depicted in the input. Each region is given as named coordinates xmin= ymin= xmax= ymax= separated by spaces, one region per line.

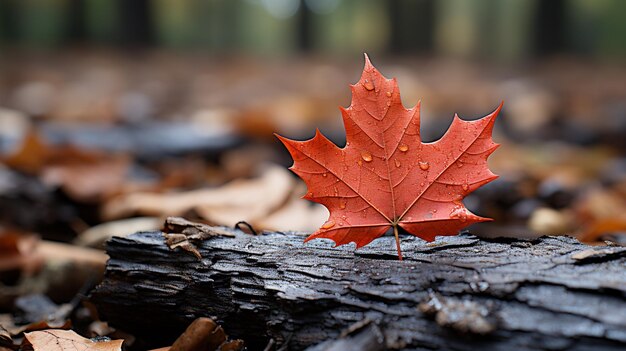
xmin=386 ymin=91 xmax=392 ymax=97
xmin=419 ymin=161 xmax=430 ymax=170
xmin=361 ymin=151 xmax=373 ymax=162
xmin=398 ymin=144 xmax=409 ymax=152
xmin=321 ymin=220 xmax=335 ymax=229
xmin=395 ymin=159 xmax=401 ymax=168
xmin=363 ymin=79 xmax=375 ymax=91
xmin=450 ymin=207 xmax=467 ymax=222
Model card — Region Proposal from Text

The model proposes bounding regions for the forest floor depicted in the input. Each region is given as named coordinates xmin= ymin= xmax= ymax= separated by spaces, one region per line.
xmin=1 ymin=51 xmax=625 ymax=350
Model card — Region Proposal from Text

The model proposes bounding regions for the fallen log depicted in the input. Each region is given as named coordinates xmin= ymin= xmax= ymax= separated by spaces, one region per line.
xmin=91 ymin=222 xmax=626 ymax=351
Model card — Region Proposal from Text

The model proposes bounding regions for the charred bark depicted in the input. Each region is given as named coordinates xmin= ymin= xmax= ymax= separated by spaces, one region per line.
xmin=91 ymin=226 xmax=626 ymax=350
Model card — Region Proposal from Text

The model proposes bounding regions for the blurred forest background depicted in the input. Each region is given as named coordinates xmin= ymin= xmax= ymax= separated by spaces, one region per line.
xmin=0 ymin=0 xmax=626 ymax=57
xmin=1 ymin=0 xmax=626 ymax=58
xmin=1 ymin=0 xmax=626 ymax=246
xmin=1 ymin=1 xmax=626 ymax=347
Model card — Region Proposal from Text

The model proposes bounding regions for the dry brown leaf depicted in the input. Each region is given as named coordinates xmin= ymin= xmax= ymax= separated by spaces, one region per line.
xmin=193 ymin=166 xmax=293 ymax=225
xmin=234 ymin=95 xmax=330 ymax=140
xmin=40 ymin=157 xmax=130 ymax=203
xmin=0 ymin=230 xmax=42 ymax=274
xmin=579 ymin=218 xmax=626 ymax=243
xmin=23 ymin=330 xmax=122 ymax=351
xmin=102 ymin=166 xmax=294 ymax=227
xmin=571 ymin=247 xmax=626 ymax=261
xmin=153 ymin=317 xmax=243 ymax=351
xmin=574 ymin=187 xmax=626 ymax=243
xmin=217 ymin=340 xmax=245 ymax=351
xmin=575 ymin=187 xmax=626 ymax=222
xmin=74 ymin=217 xmax=161 ymax=248
xmin=2 ymin=131 xmax=131 ymax=202
xmin=255 ymin=185 xmax=328 ymax=232
xmin=1 ymin=131 xmax=48 ymax=174
xmin=2 ymin=131 xmax=105 ymax=174
xmin=163 ymin=217 xmax=236 ymax=259
xmin=0 ymin=318 xmax=72 ymax=338
xmin=35 ymin=241 xmax=108 ymax=269
xmin=0 ymin=325 xmax=11 ymax=349
xmin=169 ymin=317 xmax=219 ymax=351
xmin=527 ymin=208 xmax=573 ymax=235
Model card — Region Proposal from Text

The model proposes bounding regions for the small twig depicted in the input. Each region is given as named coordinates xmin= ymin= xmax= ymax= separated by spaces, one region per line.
xmin=262 ymin=338 xmax=275 ymax=351
xmin=234 ymin=221 xmax=258 ymax=235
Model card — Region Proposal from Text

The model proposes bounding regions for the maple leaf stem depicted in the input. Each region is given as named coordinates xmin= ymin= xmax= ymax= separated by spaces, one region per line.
xmin=393 ymin=225 xmax=403 ymax=261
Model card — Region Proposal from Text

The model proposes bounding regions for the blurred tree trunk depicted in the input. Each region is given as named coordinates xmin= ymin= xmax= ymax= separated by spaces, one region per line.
xmin=485 ymin=0 xmax=536 ymax=61
xmin=312 ymin=0 xmax=390 ymax=55
xmin=434 ymin=0 xmax=483 ymax=57
xmin=152 ymin=0 xmax=196 ymax=48
xmin=117 ymin=0 xmax=154 ymax=46
xmin=0 ymin=1 xmax=18 ymax=44
xmin=236 ymin=1 xmax=298 ymax=55
xmin=596 ymin=0 xmax=626 ymax=56
xmin=388 ymin=0 xmax=434 ymax=54
xmin=15 ymin=0 xmax=69 ymax=47
xmin=297 ymin=0 xmax=311 ymax=52
xmin=84 ymin=0 xmax=119 ymax=44
xmin=66 ymin=0 xmax=85 ymax=44
xmin=533 ymin=0 xmax=566 ymax=56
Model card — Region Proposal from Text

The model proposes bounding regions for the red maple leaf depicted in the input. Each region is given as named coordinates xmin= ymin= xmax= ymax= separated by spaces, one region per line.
xmin=277 ymin=55 xmax=500 ymax=260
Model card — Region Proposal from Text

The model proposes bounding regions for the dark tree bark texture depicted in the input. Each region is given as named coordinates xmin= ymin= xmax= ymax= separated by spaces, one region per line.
xmin=91 ymin=228 xmax=626 ymax=351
